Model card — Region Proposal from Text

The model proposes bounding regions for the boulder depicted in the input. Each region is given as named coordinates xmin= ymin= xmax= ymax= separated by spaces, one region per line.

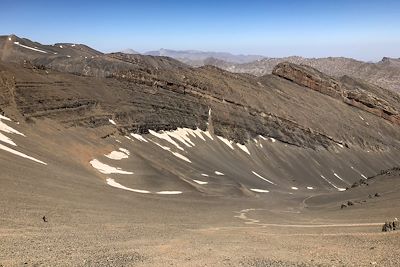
xmin=382 ymin=221 xmax=392 ymax=232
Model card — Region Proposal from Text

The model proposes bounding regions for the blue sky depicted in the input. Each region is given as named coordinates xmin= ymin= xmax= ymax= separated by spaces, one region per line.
xmin=1 ymin=0 xmax=399 ymax=61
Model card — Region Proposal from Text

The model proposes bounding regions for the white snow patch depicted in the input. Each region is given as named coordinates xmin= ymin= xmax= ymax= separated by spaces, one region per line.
xmin=0 ymin=117 xmax=46 ymax=164
xmin=115 ymin=140 xmax=121 ymax=143
xmin=350 ymin=166 xmax=368 ymax=179
xmin=66 ymin=55 xmax=71 ymax=58
xmin=193 ymin=179 xmax=208 ymax=185
xmin=320 ymin=175 xmax=345 ymax=191
xmin=0 ymin=115 xmax=11 ymax=121
xmin=307 ymin=186 xmax=314 ymax=190
xmin=14 ymin=42 xmax=47 ymax=53
xmin=119 ymin=148 xmax=130 ymax=155
xmin=203 ymin=130 xmax=214 ymax=140
xmin=125 ymin=136 xmax=132 ymax=140
xmin=108 ymin=119 xmax=116 ymax=125
xmin=71 ymin=44 xmax=76 ymax=47
xmin=0 ymin=143 xmax=47 ymax=165
xmin=104 ymin=150 xmax=128 ymax=160
xmin=259 ymin=135 xmax=267 ymax=140
xmin=333 ymin=172 xmax=346 ymax=183
xmin=201 ymin=173 xmax=209 ymax=177
xmin=149 ymin=130 xmax=184 ymax=150
xmin=171 ymin=152 xmax=191 ymax=163
xmin=59 ymin=45 xmax=63 ymax=48
xmin=130 ymin=133 xmax=148 ymax=142
xmin=167 ymin=128 xmax=195 ymax=147
xmin=250 ymin=188 xmax=269 ymax=193
xmin=90 ymin=159 xmax=133 ymax=174
xmin=215 ymin=171 xmax=224 ymax=176
xmin=252 ymin=171 xmax=276 ymax=185
xmin=0 ymin=132 xmax=16 ymax=146
xmin=237 ymin=143 xmax=250 ymax=155
xmin=270 ymin=138 xmax=276 ymax=143
xmin=153 ymin=142 xmax=191 ymax=163
xmin=0 ymin=120 xmax=25 ymax=136
xmin=359 ymin=115 xmax=364 ymax=121
xmin=337 ymin=143 xmax=344 ymax=148
xmin=156 ymin=191 xmax=182 ymax=195
xmin=291 ymin=187 xmax=299 ymax=190
xmin=192 ymin=128 xmax=206 ymax=141
xmin=106 ymin=178 xmax=150 ymax=194
xmin=217 ymin=136 xmax=234 ymax=150
xmin=8 ymin=37 xmax=12 ymax=41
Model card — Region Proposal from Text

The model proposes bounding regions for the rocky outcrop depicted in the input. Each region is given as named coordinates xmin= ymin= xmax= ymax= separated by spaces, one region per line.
xmin=272 ymin=62 xmax=344 ymax=99
xmin=382 ymin=219 xmax=399 ymax=232
xmin=272 ymin=62 xmax=400 ymax=126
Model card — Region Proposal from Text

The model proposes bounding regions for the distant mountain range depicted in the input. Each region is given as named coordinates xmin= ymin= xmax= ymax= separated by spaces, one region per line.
xmin=119 ymin=48 xmax=400 ymax=92
xmin=120 ymin=48 xmax=264 ymax=66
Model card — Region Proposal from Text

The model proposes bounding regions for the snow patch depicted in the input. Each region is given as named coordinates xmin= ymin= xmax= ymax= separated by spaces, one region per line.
xmin=14 ymin=42 xmax=47 ymax=53
xmin=201 ymin=173 xmax=209 ymax=177
xmin=0 ymin=120 xmax=25 ymax=136
xmin=236 ymin=143 xmax=250 ymax=155
xmin=0 ymin=132 xmax=16 ymax=146
xmin=333 ymin=172 xmax=346 ymax=183
xmin=259 ymin=135 xmax=267 ymax=140
xmin=149 ymin=130 xmax=184 ymax=150
xmin=350 ymin=166 xmax=368 ymax=179
xmin=203 ymin=130 xmax=214 ymax=140
xmin=193 ymin=179 xmax=208 ymax=185
xmin=214 ymin=171 xmax=224 ymax=176
xmin=217 ymin=136 xmax=234 ymax=150
xmin=153 ymin=142 xmax=191 ymax=163
xmin=106 ymin=178 xmax=150 ymax=194
xmin=156 ymin=191 xmax=182 ymax=195
xmin=108 ymin=119 xmax=116 ymax=125
xmin=130 ymin=133 xmax=148 ymax=142
xmin=119 ymin=148 xmax=130 ymax=155
xmin=104 ymin=150 xmax=128 ymax=160
xmin=0 ymin=115 xmax=11 ymax=121
xmin=192 ymin=128 xmax=206 ymax=141
xmin=90 ymin=159 xmax=133 ymax=174
xmin=320 ymin=175 xmax=345 ymax=191
xmin=252 ymin=171 xmax=276 ymax=185
xmin=0 ymin=143 xmax=47 ymax=165
xmin=270 ymin=138 xmax=276 ymax=143
xmin=250 ymin=188 xmax=269 ymax=193
xmin=291 ymin=187 xmax=299 ymax=190
xmin=166 ymin=128 xmax=195 ymax=147
xmin=307 ymin=186 xmax=314 ymax=190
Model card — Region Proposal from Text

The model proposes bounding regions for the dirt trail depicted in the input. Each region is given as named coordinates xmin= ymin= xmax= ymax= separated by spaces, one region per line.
xmin=234 ymin=208 xmax=382 ymax=228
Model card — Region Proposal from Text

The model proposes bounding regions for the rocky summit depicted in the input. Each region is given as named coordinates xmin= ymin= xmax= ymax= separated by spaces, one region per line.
xmin=1 ymin=35 xmax=400 ymax=266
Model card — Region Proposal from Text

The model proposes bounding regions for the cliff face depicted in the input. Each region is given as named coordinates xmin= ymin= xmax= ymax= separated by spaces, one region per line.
xmin=272 ymin=62 xmax=400 ymax=126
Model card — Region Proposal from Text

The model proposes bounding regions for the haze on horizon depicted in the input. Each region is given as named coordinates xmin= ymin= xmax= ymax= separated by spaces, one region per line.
xmin=1 ymin=0 xmax=399 ymax=61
